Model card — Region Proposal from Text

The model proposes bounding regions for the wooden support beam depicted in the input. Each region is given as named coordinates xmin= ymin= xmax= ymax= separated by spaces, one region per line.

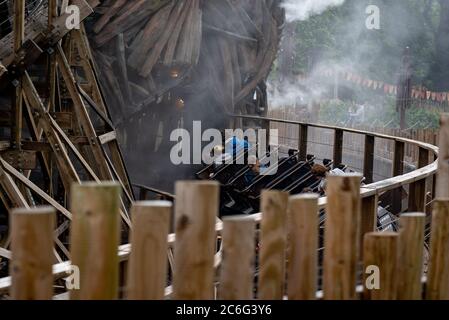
xmin=0 ymin=0 xmax=99 ymax=68
xmin=172 ymin=181 xmax=219 ymax=300
xmin=56 ymin=45 xmax=112 ymax=180
xmin=116 ymin=33 xmax=132 ymax=103
xmin=298 ymin=124 xmax=308 ymax=161
xmin=409 ymin=147 xmax=430 ymax=212
xmin=333 ymin=129 xmax=344 ymax=168
xmin=0 ymin=166 xmax=29 ymax=208
xmin=426 ymin=199 xmax=449 ymax=300
xmin=0 ymin=157 xmax=72 ymax=220
xmin=14 ymin=0 xmax=25 ymax=52
xmin=363 ymin=232 xmax=399 ymax=300
xmin=99 ymin=131 xmax=117 ymax=145
xmin=10 ymin=206 xmax=55 ymax=300
xmin=436 ymin=114 xmax=449 ymax=198
xmin=360 ymin=194 xmax=378 ymax=260
xmin=258 ymin=190 xmax=289 ymax=300
xmin=48 ymin=0 xmax=57 ymax=27
xmin=0 ymin=63 xmax=6 ymax=77
xmin=22 ymin=72 xmax=81 ymax=191
xmin=126 ymin=201 xmax=171 ymax=300
xmin=70 ymin=182 xmax=121 ymax=300
xmin=397 ymin=213 xmax=425 ymax=300
xmin=391 ymin=140 xmax=405 ymax=214
xmin=219 ymin=215 xmax=256 ymax=300
xmin=363 ymin=135 xmax=375 ymax=183
xmin=287 ymin=194 xmax=318 ymax=300
xmin=393 ymin=140 xmax=405 ymax=176
xmin=11 ymin=0 xmax=25 ymax=151
xmin=323 ymin=174 xmax=361 ymax=300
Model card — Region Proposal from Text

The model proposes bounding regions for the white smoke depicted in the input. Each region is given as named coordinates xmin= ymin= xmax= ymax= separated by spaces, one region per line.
xmin=282 ymin=0 xmax=346 ymax=22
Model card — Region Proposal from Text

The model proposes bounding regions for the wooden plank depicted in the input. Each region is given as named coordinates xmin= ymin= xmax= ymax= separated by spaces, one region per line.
xmin=287 ymin=194 xmax=318 ymax=300
xmin=14 ymin=0 xmax=25 ymax=52
xmin=51 ymin=112 xmax=73 ymax=130
xmin=333 ymin=129 xmax=343 ymax=168
xmin=219 ymin=215 xmax=256 ymax=300
xmin=126 ymin=201 xmax=171 ymax=300
xmin=436 ymin=114 xmax=449 ymax=198
xmin=298 ymin=124 xmax=308 ymax=161
xmin=172 ymin=181 xmax=219 ymax=300
xmin=12 ymin=0 xmax=24 ymax=151
xmin=2 ymin=150 xmax=36 ymax=170
xmin=391 ymin=140 xmax=405 ymax=214
xmin=360 ymin=194 xmax=378 ymax=259
xmin=363 ymin=135 xmax=375 ymax=183
xmin=363 ymin=232 xmax=399 ymax=300
xmin=323 ymin=174 xmax=361 ymax=300
xmin=397 ymin=213 xmax=425 ymax=300
xmin=94 ymin=0 xmax=170 ymax=47
xmin=258 ymin=190 xmax=289 ymax=300
xmin=426 ymin=199 xmax=449 ymax=299
xmin=70 ymin=182 xmax=121 ymax=300
xmin=10 ymin=206 xmax=55 ymax=300
xmin=0 ymin=63 xmax=6 ymax=77
xmin=140 ymin=1 xmax=187 ymax=77
xmin=99 ymin=131 xmax=117 ymax=145
xmin=409 ymin=147 xmax=430 ymax=212
xmin=93 ymin=0 xmax=127 ymax=33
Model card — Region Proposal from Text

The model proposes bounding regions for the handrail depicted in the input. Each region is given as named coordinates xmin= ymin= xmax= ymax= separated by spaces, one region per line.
xmin=231 ymin=114 xmax=439 ymax=210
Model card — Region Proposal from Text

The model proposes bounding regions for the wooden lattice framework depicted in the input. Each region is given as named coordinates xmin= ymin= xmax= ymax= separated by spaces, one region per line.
xmin=0 ymin=0 xmax=133 ymax=265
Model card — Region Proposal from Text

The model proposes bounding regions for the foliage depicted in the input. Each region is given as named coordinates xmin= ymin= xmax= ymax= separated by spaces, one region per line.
xmin=280 ymin=0 xmax=449 ymax=129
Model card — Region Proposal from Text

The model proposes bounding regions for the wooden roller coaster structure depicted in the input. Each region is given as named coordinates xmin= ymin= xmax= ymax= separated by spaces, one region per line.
xmin=0 ymin=0 xmax=285 ymax=276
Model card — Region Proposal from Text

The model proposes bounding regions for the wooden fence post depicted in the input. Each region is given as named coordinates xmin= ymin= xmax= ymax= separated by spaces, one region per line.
xmin=287 ymin=193 xmax=318 ymax=300
xmin=298 ymin=124 xmax=308 ymax=161
xmin=70 ymin=182 xmax=121 ymax=300
xmin=333 ymin=129 xmax=344 ymax=168
xmin=363 ymin=135 xmax=375 ymax=183
xmin=219 ymin=216 xmax=256 ymax=300
xmin=172 ymin=181 xmax=219 ymax=300
xmin=436 ymin=114 xmax=449 ymax=198
xmin=363 ymin=232 xmax=399 ymax=300
xmin=397 ymin=213 xmax=425 ymax=300
xmin=126 ymin=201 xmax=172 ymax=300
xmin=360 ymin=194 xmax=378 ymax=259
xmin=10 ymin=206 xmax=55 ymax=300
xmin=258 ymin=190 xmax=289 ymax=300
xmin=426 ymin=199 xmax=449 ymax=299
xmin=323 ymin=174 xmax=361 ymax=300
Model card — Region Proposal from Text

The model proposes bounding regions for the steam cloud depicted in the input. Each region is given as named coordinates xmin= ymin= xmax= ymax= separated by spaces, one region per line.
xmin=282 ymin=0 xmax=346 ymax=22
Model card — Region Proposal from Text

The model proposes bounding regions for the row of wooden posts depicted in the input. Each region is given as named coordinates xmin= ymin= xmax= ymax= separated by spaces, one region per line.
xmin=8 ymin=173 xmax=449 ymax=300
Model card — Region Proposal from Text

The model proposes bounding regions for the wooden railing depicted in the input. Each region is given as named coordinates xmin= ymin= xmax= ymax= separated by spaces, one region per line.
xmin=232 ymin=114 xmax=439 ymax=214
xmin=0 ymin=114 xmax=448 ymax=300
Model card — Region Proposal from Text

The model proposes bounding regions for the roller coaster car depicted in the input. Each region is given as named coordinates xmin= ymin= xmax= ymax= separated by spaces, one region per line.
xmin=196 ymin=144 xmax=333 ymax=215
xmin=196 ymin=146 xmax=398 ymax=233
